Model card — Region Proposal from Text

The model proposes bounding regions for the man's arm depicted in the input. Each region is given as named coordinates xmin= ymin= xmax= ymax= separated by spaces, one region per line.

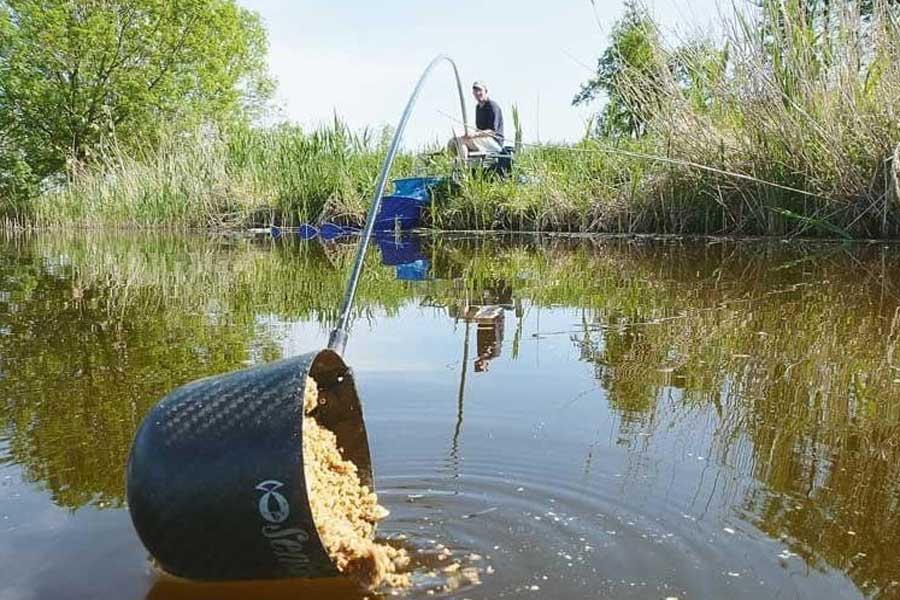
xmin=490 ymin=101 xmax=503 ymax=136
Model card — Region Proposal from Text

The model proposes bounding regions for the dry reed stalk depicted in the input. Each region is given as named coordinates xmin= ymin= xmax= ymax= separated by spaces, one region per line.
xmin=892 ymin=143 xmax=900 ymax=210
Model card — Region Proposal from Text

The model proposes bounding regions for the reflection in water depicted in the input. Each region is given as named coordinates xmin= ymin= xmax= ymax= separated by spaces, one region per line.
xmin=376 ymin=232 xmax=430 ymax=281
xmin=450 ymin=320 xmax=470 ymax=473
xmin=0 ymin=232 xmax=899 ymax=599
xmin=147 ymin=575 xmax=367 ymax=600
xmin=563 ymin=241 xmax=900 ymax=597
xmin=470 ymin=307 xmax=505 ymax=373
xmin=0 ymin=241 xmax=277 ymax=508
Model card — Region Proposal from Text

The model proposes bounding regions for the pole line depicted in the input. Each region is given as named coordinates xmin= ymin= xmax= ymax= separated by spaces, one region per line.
xmin=435 ymin=108 xmax=831 ymax=201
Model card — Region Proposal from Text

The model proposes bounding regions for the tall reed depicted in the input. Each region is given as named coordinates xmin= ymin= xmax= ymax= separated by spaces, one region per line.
xmin=428 ymin=0 xmax=900 ymax=237
xmin=616 ymin=0 xmax=900 ymax=236
xmin=32 ymin=121 xmax=411 ymax=229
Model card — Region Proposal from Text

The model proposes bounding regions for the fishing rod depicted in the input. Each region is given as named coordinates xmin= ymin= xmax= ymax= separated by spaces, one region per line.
xmin=127 ymin=54 xmax=474 ymax=583
xmin=327 ymin=55 xmax=470 ymax=353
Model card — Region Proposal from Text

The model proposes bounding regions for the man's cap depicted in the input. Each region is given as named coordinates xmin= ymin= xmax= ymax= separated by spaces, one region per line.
xmin=472 ymin=81 xmax=488 ymax=91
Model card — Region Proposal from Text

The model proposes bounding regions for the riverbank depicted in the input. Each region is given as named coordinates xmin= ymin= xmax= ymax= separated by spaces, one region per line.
xmin=5 ymin=2 xmax=900 ymax=238
xmin=12 ymin=125 xmax=899 ymax=238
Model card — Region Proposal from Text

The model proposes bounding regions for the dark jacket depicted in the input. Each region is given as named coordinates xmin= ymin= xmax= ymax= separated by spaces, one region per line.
xmin=475 ymin=99 xmax=504 ymax=144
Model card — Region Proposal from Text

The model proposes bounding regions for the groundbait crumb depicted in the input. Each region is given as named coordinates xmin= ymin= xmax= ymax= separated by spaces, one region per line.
xmin=302 ymin=377 xmax=411 ymax=589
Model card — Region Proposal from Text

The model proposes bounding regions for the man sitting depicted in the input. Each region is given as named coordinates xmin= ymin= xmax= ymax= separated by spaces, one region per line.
xmin=448 ymin=80 xmax=504 ymax=159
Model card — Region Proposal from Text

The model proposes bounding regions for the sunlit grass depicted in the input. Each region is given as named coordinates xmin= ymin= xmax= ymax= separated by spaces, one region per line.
xmin=32 ymin=121 xmax=413 ymax=230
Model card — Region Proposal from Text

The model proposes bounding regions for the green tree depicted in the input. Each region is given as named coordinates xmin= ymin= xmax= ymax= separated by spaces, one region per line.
xmin=669 ymin=39 xmax=728 ymax=115
xmin=575 ymin=2 xmax=729 ymax=139
xmin=573 ymin=1 xmax=663 ymax=138
xmin=0 ymin=0 xmax=273 ymax=195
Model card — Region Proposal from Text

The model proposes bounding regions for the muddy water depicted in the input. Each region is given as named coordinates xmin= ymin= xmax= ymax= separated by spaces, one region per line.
xmin=0 ymin=233 xmax=898 ymax=599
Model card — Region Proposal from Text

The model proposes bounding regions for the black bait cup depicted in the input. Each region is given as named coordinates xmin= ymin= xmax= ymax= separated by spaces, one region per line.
xmin=126 ymin=351 xmax=371 ymax=580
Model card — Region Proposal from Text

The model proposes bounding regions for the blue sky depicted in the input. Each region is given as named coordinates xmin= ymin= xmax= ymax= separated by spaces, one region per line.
xmin=238 ymin=1 xmax=723 ymax=148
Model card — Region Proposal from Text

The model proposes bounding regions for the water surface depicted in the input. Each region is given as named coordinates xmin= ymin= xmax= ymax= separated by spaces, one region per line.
xmin=1 ymin=232 xmax=898 ymax=599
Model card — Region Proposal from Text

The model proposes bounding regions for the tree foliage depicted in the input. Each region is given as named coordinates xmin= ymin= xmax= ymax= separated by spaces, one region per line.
xmin=669 ymin=40 xmax=728 ymax=115
xmin=573 ymin=1 xmax=664 ymax=138
xmin=0 ymin=0 xmax=273 ymax=200
xmin=575 ymin=1 xmax=730 ymax=139
xmin=576 ymin=0 xmax=894 ymax=142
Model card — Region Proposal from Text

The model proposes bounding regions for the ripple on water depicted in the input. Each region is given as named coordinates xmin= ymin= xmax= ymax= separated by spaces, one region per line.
xmin=373 ymin=453 xmax=828 ymax=599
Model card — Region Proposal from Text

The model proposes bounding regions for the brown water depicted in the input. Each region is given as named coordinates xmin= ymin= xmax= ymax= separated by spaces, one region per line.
xmin=0 ymin=232 xmax=899 ymax=599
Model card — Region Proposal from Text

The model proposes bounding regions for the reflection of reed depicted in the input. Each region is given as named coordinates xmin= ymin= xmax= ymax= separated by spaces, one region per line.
xmin=23 ymin=232 xmax=420 ymax=328
xmin=565 ymin=242 xmax=900 ymax=598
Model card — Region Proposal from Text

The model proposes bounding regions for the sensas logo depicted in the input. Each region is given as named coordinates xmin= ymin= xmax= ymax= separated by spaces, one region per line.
xmin=255 ymin=479 xmax=312 ymax=574
xmin=255 ymin=480 xmax=290 ymax=523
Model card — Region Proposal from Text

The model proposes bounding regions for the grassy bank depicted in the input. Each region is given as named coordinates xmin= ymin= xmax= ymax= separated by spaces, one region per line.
xmin=18 ymin=122 xmax=413 ymax=230
xmin=8 ymin=1 xmax=900 ymax=237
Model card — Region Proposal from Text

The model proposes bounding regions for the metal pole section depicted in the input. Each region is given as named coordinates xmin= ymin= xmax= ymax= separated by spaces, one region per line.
xmin=449 ymin=59 xmax=470 ymax=136
xmin=327 ymin=55 xmax=468 ymax=354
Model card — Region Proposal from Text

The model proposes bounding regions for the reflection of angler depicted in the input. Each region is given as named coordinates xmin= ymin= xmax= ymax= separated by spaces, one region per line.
xmin=466 ymin=306 xmax=504 ymax=373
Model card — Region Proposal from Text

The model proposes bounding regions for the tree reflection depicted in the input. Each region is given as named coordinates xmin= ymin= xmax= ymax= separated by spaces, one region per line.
xmin=0 ymin=241 xmax=276 ymax=508
xmin=0 ymin=233 xmax=416 ymax=509
xmin=568 ymin=242 xmax=900 ymax=597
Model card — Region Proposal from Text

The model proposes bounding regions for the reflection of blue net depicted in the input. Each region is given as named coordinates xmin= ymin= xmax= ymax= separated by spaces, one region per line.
xmin=375 ymin=178 xmax=443 ymax=230
xmin=320 ymin=222 xmax=359 ymax=240
xmin=298 ymin=224 xmax=318 ymax=240
xmin=396 ymin=259 xmax=430 ymax=281
xmin=375 ymin=234 xmax=430 ymax=280
xmin=375 ymin=233 xmax=424 ymax=265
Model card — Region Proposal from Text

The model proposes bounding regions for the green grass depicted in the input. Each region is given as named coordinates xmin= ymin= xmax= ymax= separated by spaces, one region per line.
xmin=432 ymin=1 xmax=900 ymax=237
xmin=29 ymin=120 xmax=414 ymax=230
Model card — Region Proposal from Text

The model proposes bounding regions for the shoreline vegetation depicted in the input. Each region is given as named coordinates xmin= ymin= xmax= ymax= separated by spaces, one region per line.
xmin=2 ymin=1 xmax=900 ymax=238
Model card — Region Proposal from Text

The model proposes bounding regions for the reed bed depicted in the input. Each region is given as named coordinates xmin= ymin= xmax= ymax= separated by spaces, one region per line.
xmin=30 ymin=121 xmax=411 ymax=230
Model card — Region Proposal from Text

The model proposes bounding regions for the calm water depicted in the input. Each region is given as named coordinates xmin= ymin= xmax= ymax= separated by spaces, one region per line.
xmin=1 ymin=232 xmax=899 ymax=600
